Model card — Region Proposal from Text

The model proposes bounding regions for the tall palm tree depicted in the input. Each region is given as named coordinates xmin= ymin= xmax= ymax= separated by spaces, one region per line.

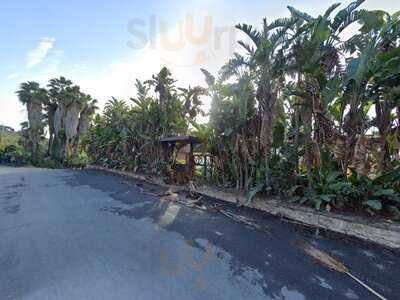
xmin=47 ymin=77 xmax=73 ymax=161
xmin=16 ymin=81 xmax=47 ymax=163
xmin=72 ymin=96 xmax=98 ymax=157
xmin=47 ymin=77 xmax=88 ymax=163
xmin=145 ymin=67 xmax=176 ymax=136
xmin=222 ymin=18 xmax=290 ymax=193
xmin=283 ymin=1 xmax=367 ymax=178
xmin=145 ymin=67 xmax=176 ymax=109
xmin=63 ymin=85 xmax=85 ymax=161
xmin=343 ymin=9 xmax=400 ymax=172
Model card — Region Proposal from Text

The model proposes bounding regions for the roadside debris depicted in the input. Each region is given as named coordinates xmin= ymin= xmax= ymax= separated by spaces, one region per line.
xmin=134 ymin=182 xmax=178 ymax=198
xmin=134 ymin=180 xmax=269 ymax=233
xmin=298 ymin=241 xmax=387 ymax=300
xmin=175 ymin=197 xmax=209 ymax=211
xmin=188 ymin=180 xmax=198 ymax=199
xmin=211 ymin=203 xmax=269 ymax=234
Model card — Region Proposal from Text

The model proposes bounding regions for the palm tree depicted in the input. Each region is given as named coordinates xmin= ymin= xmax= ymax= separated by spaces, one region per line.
xmin=145 ymin=67 xmax=176 ymax=136
xmin=146 ymin=67 xmax=176 ymax=108
xmin=74 ymin=96 xmax=98 ymax=156
xmin=178 ymin=86 xmax=206 ymax=122
xmin=221 ymin=18 xmax=290 ymax=193
xmin=282 ymin=1 xmax=368 ymax=179
xmin=330 ymin=8 xmax=400 ymax=174
xmin=43 ymin=98 xmax=57 ymax=155
xmin=47 ymin=77 xmax=89 ymax=163
xmin=16 ymin=81 xmax=47 ymax=163
xmin=48 ymin=77 xmax=73 ymax=161
xmin=63 ymin=85 xmax=85 ymax=161
xmin=202 ymin=68 xmax=258 ymax=190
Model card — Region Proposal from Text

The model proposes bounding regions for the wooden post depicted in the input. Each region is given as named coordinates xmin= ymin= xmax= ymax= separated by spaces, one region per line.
xmin=189 ymin=142 xmax=194 ymax=179
xmin=203 ymin=155 xmax=207 ymax=178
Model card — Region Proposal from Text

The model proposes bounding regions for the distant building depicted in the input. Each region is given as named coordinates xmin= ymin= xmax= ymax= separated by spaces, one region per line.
xmin=0 ymin=125 xmax=15 ymax=133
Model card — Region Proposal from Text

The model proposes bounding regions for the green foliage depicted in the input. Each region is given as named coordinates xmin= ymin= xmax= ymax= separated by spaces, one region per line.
xmin=0 ymin=132 xmax=28 ymax=165
xmin=291 ymin=169 xmax=400 ymax=217
xmin=349 ymin=170 xmax=400 ymax=213
xmin=198 ymin=2 xmax=400 ymax=219
xmin=17 ymin=3 xmax=400 ymax=221
xmin=84 ymin=67 xmax=205 ymax=174
xmin=69 ymin=151 xmax=90 ymax=169
xmin=302 ymin=172 xmax=352 ymax=210
xmin=0 ymin=143 xmax=30 ymax=166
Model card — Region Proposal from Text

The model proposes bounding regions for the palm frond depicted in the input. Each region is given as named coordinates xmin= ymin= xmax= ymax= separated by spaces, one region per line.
xmin=358 ymin=10 xmax=388 ymax=33
xmin=219 ymin=53 xmax=247 ymax=81
xmin=200 ymin=68 xmax=216 ymax=87
xmin=267 ymin=17 xmax=296 ymax=30
xmin=235 ymin=23 xmax=261 ymax=46
xmin=344 ymin=38 xmax=377 ymax=87
xmin=324 ymin=3 xmax=341 ymax=19
xmin=270 ymin=27 xmax=290 ymax=48
xmin=339 ymin=33 xmax=364 ymax=54
xmin=237 ymin=40 xmax=256 ymax=55
xmin=287 ymin=6 xmax=315 ymax=23
xmin=331 ymin=0 xmax=366 ymax=33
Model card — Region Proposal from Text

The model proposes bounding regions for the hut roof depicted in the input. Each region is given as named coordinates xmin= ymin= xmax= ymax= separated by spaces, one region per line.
xmin=160 ymin=135 xmax=202 ymax=144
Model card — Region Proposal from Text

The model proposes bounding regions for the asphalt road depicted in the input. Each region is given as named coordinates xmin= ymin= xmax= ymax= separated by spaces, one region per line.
xmin=0 ymin=166 xmax=399 ymax=300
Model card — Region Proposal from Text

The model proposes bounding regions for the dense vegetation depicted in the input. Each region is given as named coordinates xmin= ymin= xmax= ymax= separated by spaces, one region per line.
xmin=84 ymin=69 xmax=206 ymax=172
xmin=18 ymin=1 xmax=400 ymax=219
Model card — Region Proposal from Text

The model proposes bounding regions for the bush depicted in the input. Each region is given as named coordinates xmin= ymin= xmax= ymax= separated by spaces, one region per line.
xmin=289 ymin=169 xmax=400 ymax=220
xmin=349 ymin=170 xmax=400 ymax=218
xmin=69 ymin=151 xmax=90 ymax=169
xmin=0 ymin=145 xmax=29 ymax=166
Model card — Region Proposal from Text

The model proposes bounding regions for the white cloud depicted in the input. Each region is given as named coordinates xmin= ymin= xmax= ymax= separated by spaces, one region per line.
xmin=74 ymin=17 xmax=241 ymax=113
xmin=7 ymin=72 xmax=20 ymax=80
xmin=26 ymin=37 xmax=55 ymax=68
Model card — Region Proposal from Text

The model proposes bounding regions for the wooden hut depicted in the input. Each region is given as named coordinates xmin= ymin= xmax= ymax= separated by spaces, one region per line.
xmin=160 ymin=136 xmax=202 ymax=183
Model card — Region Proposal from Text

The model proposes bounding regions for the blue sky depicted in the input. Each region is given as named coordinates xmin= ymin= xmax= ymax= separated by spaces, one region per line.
xmin=1 ymin=0 xmax=398 ymax=129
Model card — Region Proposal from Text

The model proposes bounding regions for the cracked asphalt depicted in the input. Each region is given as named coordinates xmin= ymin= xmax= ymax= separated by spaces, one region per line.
xmin=0 ymin=166 xmax=399 ymax=299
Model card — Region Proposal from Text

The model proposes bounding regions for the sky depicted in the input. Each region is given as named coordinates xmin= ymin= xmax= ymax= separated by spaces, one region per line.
xmin=0 ymin=0 xmax=398 ymax=130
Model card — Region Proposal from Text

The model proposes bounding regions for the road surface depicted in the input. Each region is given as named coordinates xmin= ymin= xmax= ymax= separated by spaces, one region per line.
xmin=0 ymin=166 xmax=399 ymax=299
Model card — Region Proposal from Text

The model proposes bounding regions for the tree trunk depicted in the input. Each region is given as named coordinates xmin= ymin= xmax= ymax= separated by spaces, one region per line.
xmin=258 ymin=84 xmax=276 ymax=195
xmin=27 ymin=100 xmax=43 ymax=164
xmin=375 ymin=99 xmax=392 ymax=173
xmin=264 ymin=150 xmax=271 ymax=194
xmin=395 ymin=106 xmax=400 ymax=161
xmin=379 ymin=131 xmax=390 ymax=173
xmin=47 ymin=104 xmax=57 ymax=156
xmin=294 ymin=106 xmax=300 ymax=174
xmin=64 ymin=102 xmax=81 ymax=162
xmin=303 ymin=100 xmax=314 ymax=189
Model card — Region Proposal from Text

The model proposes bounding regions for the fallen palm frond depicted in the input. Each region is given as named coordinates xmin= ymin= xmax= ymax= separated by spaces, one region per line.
xmin=175 ymin=198 xmax=209 ymax=211
xmin=298 ymin=241 xmax=387 ymax=300
xmin=133 ymin=181 xmax=177 ymax=197
xmin=211 ymin=204 xmax=269 ymax=234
